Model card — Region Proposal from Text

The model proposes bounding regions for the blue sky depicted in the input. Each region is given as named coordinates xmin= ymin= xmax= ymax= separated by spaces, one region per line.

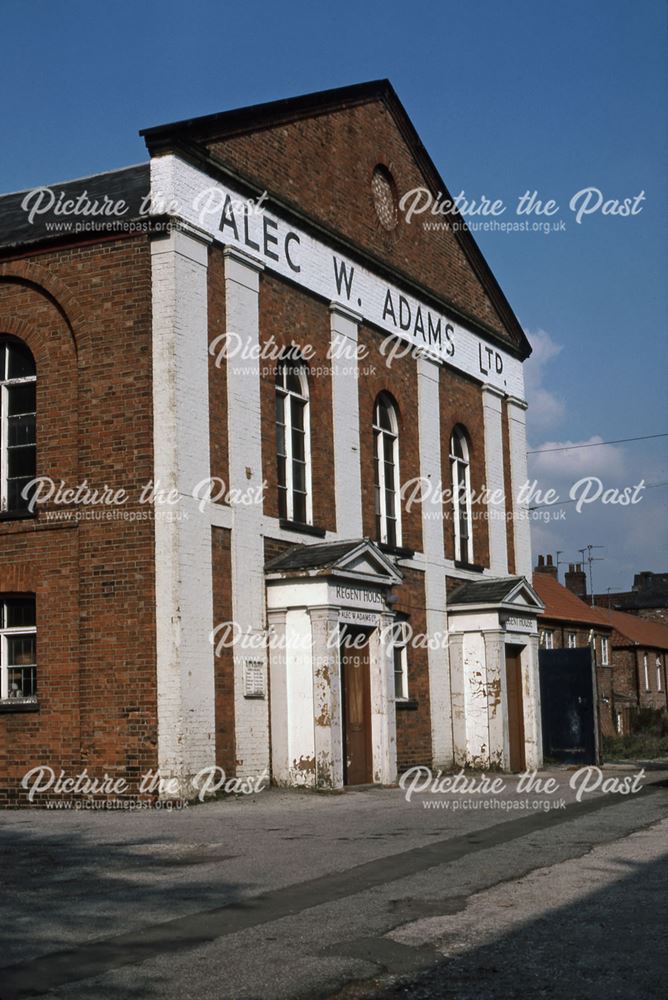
xmin=3 ymin=0 xmax=666 ymax=590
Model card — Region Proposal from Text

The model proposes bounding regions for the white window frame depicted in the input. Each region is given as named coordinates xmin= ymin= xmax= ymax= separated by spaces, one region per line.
xmin=0 ymin=597 xmax=37 ymax=701
xmin=450 ymin=426 xmax=473 ymax=564
xmin=542 ymin=629 xmax=554 ymax=650
xmin=0 ymin=338 xmax=37 ymax=513
xmin=393 ymin=619 xmax=409 ymax=701
xmin=643 ymin=653 xmax=650 ymax=691
xmin=373 ymin=394 xmax=402 ymax=547
xmin=567 ymin=632 xmax=577 ymax=649
xmin=657 ymin=655 xmax=663 ymax=692
xmin=601 ymin=636 xmax=609 ymax=665
xmin=275 ymin=359 xmax=312 ymax=525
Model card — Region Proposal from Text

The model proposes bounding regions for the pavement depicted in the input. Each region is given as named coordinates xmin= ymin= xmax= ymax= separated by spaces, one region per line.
xmin=0 ymin=764 xmax=666 ymax=1000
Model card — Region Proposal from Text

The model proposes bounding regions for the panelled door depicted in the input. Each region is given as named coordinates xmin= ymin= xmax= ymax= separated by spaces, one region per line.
xmin=340 ymin=627 xmax=372 ymax=785
xmin=505 ymin=645 xmax=527 ymax=772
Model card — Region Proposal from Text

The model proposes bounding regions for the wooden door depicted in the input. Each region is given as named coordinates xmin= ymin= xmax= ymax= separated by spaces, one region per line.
xmin=341 ymin=628 xmax=372 ymax=785
xmin=505 ymin=646 xmax=526 ymax=772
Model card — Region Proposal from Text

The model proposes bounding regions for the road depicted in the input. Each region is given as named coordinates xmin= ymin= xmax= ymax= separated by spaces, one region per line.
xmin=0 ymin=765 xmax=666 ymax=1000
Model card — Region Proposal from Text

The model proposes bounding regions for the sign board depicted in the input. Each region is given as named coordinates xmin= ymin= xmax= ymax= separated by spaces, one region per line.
xmin=152 ymin=156 xmax=525 ymax=398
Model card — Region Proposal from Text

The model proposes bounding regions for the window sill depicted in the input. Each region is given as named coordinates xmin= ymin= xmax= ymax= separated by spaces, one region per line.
xmin=396 ymin=699 xmax=419 ymax=711
xmin=454 ymin=560 xmax=484 ymax=573
xmin=0 ymin=697 xmax=39 ymax=713
xmin=379 ymin=543 xmax=415 ymax=559
xmin=0 ymin=509 xmax=36 ymax=523
xmin=279 ymin=519 xmax=327 ymax=538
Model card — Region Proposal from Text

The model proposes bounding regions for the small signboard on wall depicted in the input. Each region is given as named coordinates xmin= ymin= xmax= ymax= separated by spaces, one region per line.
xmin=243 ymin=660 xmax=265 ymax=699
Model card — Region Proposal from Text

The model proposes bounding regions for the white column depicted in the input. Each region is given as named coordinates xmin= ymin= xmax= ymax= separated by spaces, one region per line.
xmin=521 ymin=636 xmax=543 ymax=769
xmin=369 ymin=612 xmax=398 ymax=784
xmin=507 ymin=395 xmax=532 ymax=578
xmin=448 ymin=633 xmax=467 ymax=767
xmin=482 ymin=386 xmax=508 ymax=575
xmin=417 ymin=354 xmax=453 ymax=767
xmin=484 ymin=630 xmax=509 ymax=768
xmin=224 ymin=247 xmax=270 ymax=778
xmin=309 ymin=607 xmax=344 ymax=789
xmin=150 ymin=224 xmax=216 ymax=796
xmin=330 ymin=304 xmax=363 ymax=537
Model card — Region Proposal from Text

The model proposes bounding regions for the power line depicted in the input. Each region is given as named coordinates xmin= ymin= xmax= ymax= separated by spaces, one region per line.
xmin=527 ymin=433 xmax=668 ymax=455
xmin=528 ymin=480 xmax=668 ymax=511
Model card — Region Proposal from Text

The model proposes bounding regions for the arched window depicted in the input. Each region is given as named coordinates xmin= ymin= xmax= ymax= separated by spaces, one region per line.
xmin=373 ymin=393 xmax=401 ymax=547
xmin=275 ymin=356 xmax=311 ymax=525
xmin=0 ymin=337 xmax=36 ymax=514
xmin=450 ymin=425 xmax=472 ymax=563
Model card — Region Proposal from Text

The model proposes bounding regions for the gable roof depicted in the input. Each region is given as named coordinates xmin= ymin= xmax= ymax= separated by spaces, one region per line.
xmin=140 ymin=80 xmax=530 ymax=358
xmin=533 ymin=572 xmax=612 ymax=629
xmin=265 ymin=537 xmax=402 ymax=583
xmin=587 ymin=606 xmax=668 ymax=651
xmin=449 ymin=576 xmax=543 ymax=611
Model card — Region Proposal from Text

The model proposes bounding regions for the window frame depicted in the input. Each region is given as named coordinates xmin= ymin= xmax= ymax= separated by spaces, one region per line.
xmin=275 ymin=358 xmax=312 ymax=526
xmin=0 ymin=596 xmax=37 ymax=702
xmin=643 ymin=652 xmax=650 ymax=691
xmin=373 ymin=393 xmax=402 ymax=548
xmin=657 ymin=654 xmax=663 ymax=693
xmin=0 ymin=337 xmax=37 ymax=515
xmin=392 ymin=618 xmax=410 ymax=702
xmin=567 ymin=632 xmax=577 ymax=649
xmin=601 ymin=635 xmax=609 ymax=666
xmin=542 ymin=629 xmax=554 ymax=650
xmin=450 ymin=425 xmax=473 ymax=564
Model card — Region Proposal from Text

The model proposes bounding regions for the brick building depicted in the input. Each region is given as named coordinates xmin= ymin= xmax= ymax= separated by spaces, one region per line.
xmin=534 ymin=554 xmax=668 ymax=738
xmin=533 ymin=556 xmax=615 ymax=737
xmin=0 ymin=81 xmax=545 ymax=803
xmin=586 ymin=571 xmax=668 ymax=626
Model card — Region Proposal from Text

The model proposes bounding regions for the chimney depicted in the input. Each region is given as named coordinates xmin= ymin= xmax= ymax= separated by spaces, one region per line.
xmin=565 ymin=562 xmax=587 ymax=597
xmin=535 ymin=553 xmax=558 ymax=579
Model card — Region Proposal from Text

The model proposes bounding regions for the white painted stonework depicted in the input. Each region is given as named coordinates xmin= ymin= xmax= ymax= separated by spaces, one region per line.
xmin=482 ymin=386 xmax=508 ymax=575
xmin=150 ymin=223 xmax=217 ymax=796
xmin=447 ymin=579 xmax=544 ymax=770
xmin=150 ymin=155 xmax=526 ymax=398
xmin=266 ymin=542 xmax=401 ymax=789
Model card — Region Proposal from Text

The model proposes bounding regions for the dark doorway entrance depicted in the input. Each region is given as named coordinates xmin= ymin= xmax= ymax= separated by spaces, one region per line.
xmin=539 ymin=648 xmax=597 ymax=764
xmin=340 ymin=627 xmax=372 ymax=785
xmin=505 ymin=645 xmax=527 ymax=772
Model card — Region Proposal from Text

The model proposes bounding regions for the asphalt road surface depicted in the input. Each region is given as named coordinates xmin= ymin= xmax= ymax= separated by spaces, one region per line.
xmin=0 ymin=765 xmax=666 ymax=1000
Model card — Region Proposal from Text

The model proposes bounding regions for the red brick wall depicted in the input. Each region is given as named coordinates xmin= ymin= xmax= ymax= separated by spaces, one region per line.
xmin=440 ymin=368 xmax=489 ymax=567
xmin=258 ymin=274 xmax=336 ymax=531
xmin=358 ymin=326 xmax=423 ymax=553
xmin=205 ymin=101 xmax=514 ymax=347
xmin=212 ymin=526 xmax=235 ymax=775
xmin=0 ymin=238 xmax=157 ymax=802
xmin=393 ymin=568 xmax=432 ymax=770
xmin=208 ymin=245 xmax=229 ymax=497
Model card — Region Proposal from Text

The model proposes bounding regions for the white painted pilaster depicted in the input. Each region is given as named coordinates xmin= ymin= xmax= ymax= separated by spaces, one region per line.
xmin=368 ymin=613 xmax=398 ymax=784
xmin=521 ymin=635 xmax=543 ymax=769
xmin=481 ymin=386 xmax=508 ymax=575
xmin=224 ymin=247 xmax=270 ymax=778
xmin=150 ymin=223 xmax=216 ymax=795
xmin=309 ymin=607 xmax=344 ymax=789
xmin=507 ymin=395 xmax=532 ymax=578
xmin=417 ymin=354 xmax=453 ymax=767
xmin=330 ymin=304 xmax=363 ymax=537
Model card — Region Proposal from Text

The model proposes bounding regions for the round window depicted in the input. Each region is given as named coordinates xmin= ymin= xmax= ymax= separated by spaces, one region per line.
xmin=371 ymin=165 xmax=399 ymax=230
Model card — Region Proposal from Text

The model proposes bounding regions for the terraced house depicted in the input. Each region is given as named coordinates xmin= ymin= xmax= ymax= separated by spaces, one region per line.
xmin=0 ymin=81 xmax=544 ymax=803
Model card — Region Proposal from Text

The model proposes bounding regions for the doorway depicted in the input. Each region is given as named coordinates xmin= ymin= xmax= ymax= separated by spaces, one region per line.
xmin=340 ymin=627 xmax=372 ymax=785
xmin=505 ymin=645 xmax=526 ymax=772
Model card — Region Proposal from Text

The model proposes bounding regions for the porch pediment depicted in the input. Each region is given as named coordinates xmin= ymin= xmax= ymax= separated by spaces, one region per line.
xmin=265 ymin=538 xmax=402 ymax=587
xmin=448 ymin=576 xmax=544 ymax=614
